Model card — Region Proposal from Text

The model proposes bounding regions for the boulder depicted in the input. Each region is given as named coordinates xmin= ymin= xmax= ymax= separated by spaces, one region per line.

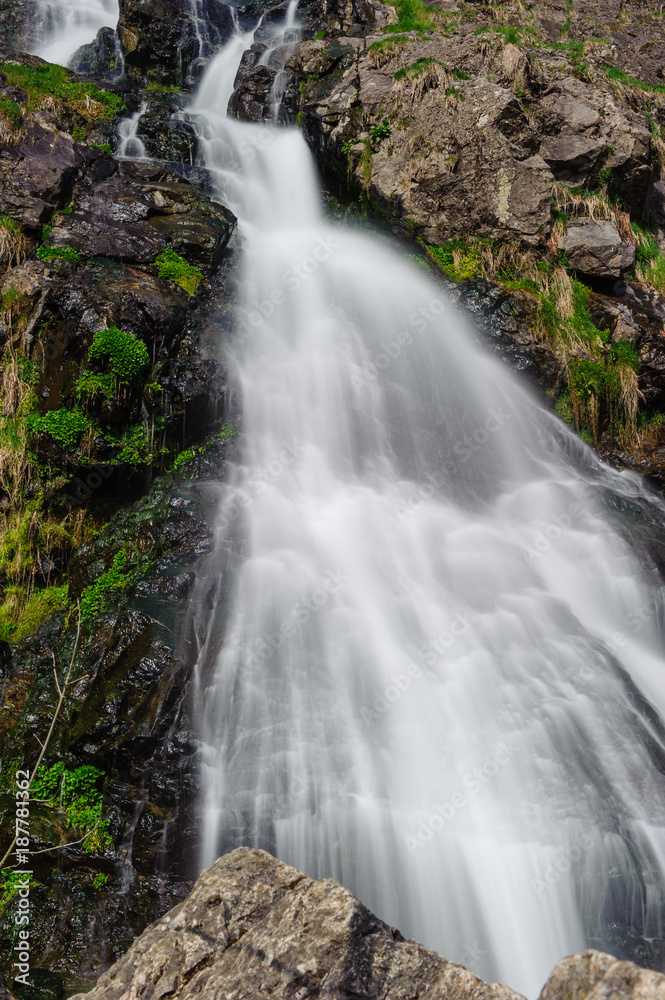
xmin=559 ymin=219 xmax=631 ymax=278
xmin=68 ymin=848 xmax=665 ymax=1000
xmin=69 ymin=847 xmax=526 ymax=1000
xmin=69 ymin=26 xmax=124 ymax=81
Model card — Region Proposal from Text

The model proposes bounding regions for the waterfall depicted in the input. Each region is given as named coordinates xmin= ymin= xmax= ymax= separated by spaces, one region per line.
xmin=116 ymin=102 xmax=149 ymax=161
xmin=188 ymin=15 xmax=665 ymax=999
xmin=30 ymin=0 xmax=119 ymax=67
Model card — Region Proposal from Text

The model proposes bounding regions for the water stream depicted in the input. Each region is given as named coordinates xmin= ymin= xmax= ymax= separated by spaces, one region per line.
xmin=184 ymin=15 xmax=665 ymax=999
xmin=30 ymin=0 xmax=119 ymax=66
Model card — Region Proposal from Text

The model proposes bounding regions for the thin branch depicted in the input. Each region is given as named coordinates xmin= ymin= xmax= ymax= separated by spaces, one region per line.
xmin=0 ymin=606 xmax=82 ymax=870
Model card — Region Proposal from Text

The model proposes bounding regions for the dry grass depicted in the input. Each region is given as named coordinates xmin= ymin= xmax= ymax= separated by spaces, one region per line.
xmin=552 ymin=181 xmax=617 ymax=223
xmin=0 ymin=220 xmax=28 ymax=267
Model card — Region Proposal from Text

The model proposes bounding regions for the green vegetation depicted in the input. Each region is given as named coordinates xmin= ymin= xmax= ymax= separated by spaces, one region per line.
xmin=88 ymin=326 xmax=150 ymax=386
xmin=31 ymin=762 xmax=113 ymax=854
xmin=0 ymin=99 xmax=21 ymax=131
xmin=0 ymin=215 xmax=27 ymax=266
xmin=37 ymin=246 xmax=81 ymax=263
xmin=93 ymin=873 xmax=109 ymax=890
xmin=0 ymin=61 xmax=124 ymax=121
xmin=0 ymin=583 xmax=68 ymax=643
xmin=155 ymin=249 xmax=204 ymax=296
xmin=144 ymin=82 xmax=181 ymax=94
xmin=89 ymin=141 xmax=113 ymax=154
xmin=491 ymin=24 xmax=522 ymax=44
xmin=117 ymin=425 xmax=151 ymax=468
xmin=0 ymin=869 xmax=39 ymax=915
xmin=385 ymin=0 xmax=436 ymax=33
xmin=29 ymin=407 xmax=90 ymax=449
xmin=314 ymin=30 xmax=326 ymax=39
xmin=393 ymin=57 xmax=445 ymax=80
xmin=369 ymin=117 xmax=392 ymax=141
xmin=368 ymin=35 xmax=410 ymax=52
xmin=172 ymin=423 xmax=236 ymax=472
xmin=632 ymin=222 xmax=665 ymax=293
xmin=451 ymin=68 xmax=470 ymax=80
xmin=79 ymin=548 xmax=133 ymax=620
xmin=75 ymin=371 xmax=116 ymax=402
xmin=603 ymin=64 xmax=665 ymax=96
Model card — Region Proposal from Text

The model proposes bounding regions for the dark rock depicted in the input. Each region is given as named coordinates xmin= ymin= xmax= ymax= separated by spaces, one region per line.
xmin=228 ymin=63 xmax=278 ymax=121
xmin=117 ymin=0 xmax=234 ymax=86
xmin=50 ymin=161 xmax=235 ymax=268
xmin=70 ymin=26 xmax=124 ymax=81
xmin=559 ymin=219 xmax=629 ymax=279
xmin=131 ymin=102 xmax=199 ymax=163
xmin=0 ymin=126 xmax=84 ymax=232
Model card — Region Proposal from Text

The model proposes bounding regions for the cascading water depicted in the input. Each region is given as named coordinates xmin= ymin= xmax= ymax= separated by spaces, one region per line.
xmin=188 ymin=15 xmax=665 ymax=999
xmin=30 ymin=0 xmax=119 ymax=66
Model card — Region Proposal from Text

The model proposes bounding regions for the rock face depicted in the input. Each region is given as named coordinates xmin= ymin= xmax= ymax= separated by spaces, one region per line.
xmin=560 ymin=219 xmax=634 ymax=279
xmin=70 ymin=848 xmax=665 ymax=1000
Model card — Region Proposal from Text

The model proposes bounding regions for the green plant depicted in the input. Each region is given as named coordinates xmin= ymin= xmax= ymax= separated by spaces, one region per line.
xmin=369 ymin=117 xmax=392 ymax=141
xmin=89 ymin=141 xmax=112 ymax=154
xmin=144 ymin=82 xmax=181 ymax=94
xmin=0 ymin=61 xmax=124 ymax=120
xmin=0 ymin=583 xmax=68 ymax=643
xmin=117 ymin=424 xmax=151 ymax=468
xmin=155 ymin=249 xmax=204 ymax=296
xmin=603 ymin=64 xmax=665 ymax=96
xmin=314 ymin=30 xmax=325 ymax=39
xmin=451 ymin=68 xmax=470 ymax=80
xmin=93 ymin=873 xmax=109 ymax=890
xmin=31 ymin=763 xmax=113 ymax=854
xmin=72 ymin=125 xmax=85 ymax=141
xmin=0 ymin=99 xmax=21 ymax=131
xmin=393 ymin=57 xmax=445 ymax=80
xmin=79 ymin=548 xmax=133 ymax=620
xmin=28 ymin=407 xmax=90 ymax=449
xmin=492 ymin=24 xmax=522 ymax=44
xmin=88 ymin=327 xmax=150 ymax=385
xmin=385 ymin=0 xmax=436 ymax=33
xmin=37 ymin=246 xmax=81 ymax=263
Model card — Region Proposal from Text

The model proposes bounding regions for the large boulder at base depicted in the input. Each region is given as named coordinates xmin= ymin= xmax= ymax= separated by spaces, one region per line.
xmin=559 ymin=219 xmax=635 ymax=278
xmin=68 ymin=848 xmax=665 ymax=1000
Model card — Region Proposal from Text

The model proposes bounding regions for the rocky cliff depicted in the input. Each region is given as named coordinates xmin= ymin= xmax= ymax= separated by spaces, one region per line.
xmin=70 ymin=847 xmax=665 ymax=1000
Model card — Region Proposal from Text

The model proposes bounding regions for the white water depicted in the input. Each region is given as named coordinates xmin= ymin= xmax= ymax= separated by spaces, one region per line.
xmin=116 ymin=102 xmax=148 ymax=161
xmin=190 ymin=18 xmax=665 ymax=999
xmin=31 ymin=0 xmax=118 ymax=66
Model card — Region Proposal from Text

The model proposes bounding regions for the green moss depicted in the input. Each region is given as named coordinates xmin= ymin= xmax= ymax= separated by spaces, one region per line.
xmin=93 ymin=873 xmax=109 ymax=890
xmin=28 ymin=407 xmax=90 ymax=449
xmin=0 ymin=583 xmax=68 ymax=643
xmin=75 ymin=370 xmax=116 ymax=401
xmin=368 ymin=35 xmax=410 ymax=51
xmin=0 ymin=870 xmax=39 ymax=915
xmin=31 ymin=763 xmax=113 ymax=854
xmin=37 ymin=246 xmax=81 ymax=263
xmin=88 ymin=327 xmax=150 ymax=385
xmin=144 ymin=82 xmax=181 ymax=94
xmin=0 ymin=61 xmax=124 ymax=120
xmin=426 ymin=239 xmax=485 ymax=281
xmin=155 ymin=249 xmax=204 ymax=296
xmin=314 ymin=30 xmax=326 ymax=39
xmin=79 ymin=548 xmax=133 ymax=620
xmin=451 ymin=68 xmax=470 ymax=80
xmin=89 ymin=141 xmax=112 ymax=154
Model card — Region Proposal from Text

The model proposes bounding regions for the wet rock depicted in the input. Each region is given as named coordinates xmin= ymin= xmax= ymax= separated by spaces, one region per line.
xmin=559 ymin=219 xmax=632 ymax=279
xmin=0 ymin=126 xmax=85 ymax=232
xmin=228 ymin=63 xmax=278 ymax=121
xmin=70 ymin=847 xmax=528 ymax=1000
xmin=117 ymin=0 xmax=234 ymax=86
xmin=50 ymin=161 xmax=235 ymax=268
xmin=133 ymin=101 xmax=199 ymax=163
xmin=0 ymin=0 xmax=39 ymax=54
xmin=70 ymin=26 xmax=124 ymax=81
